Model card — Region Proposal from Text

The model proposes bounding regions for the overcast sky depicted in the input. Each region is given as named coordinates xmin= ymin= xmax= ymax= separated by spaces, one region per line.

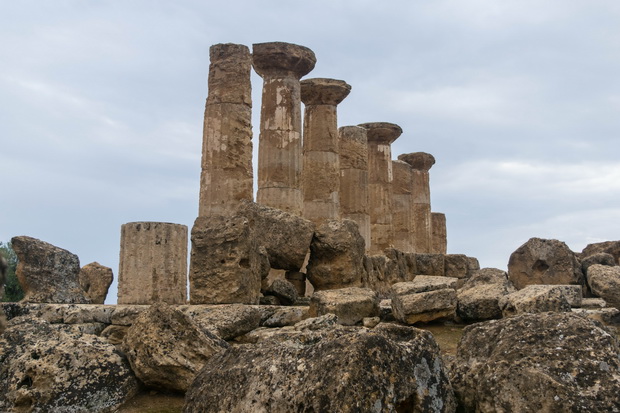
xmin=1 ymin=1 xmax=619 ymax=304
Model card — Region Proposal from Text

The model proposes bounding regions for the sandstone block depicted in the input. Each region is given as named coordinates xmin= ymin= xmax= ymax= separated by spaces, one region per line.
xmin=11 ymin=236 xmax=91 ymax=304
xmin=180 ymin=304 xmax=262 ymax=341
xmin=507 ymin=237 xmax=584 ymax=289
xmin=309 ymin=287 xmax=379 ymax=326
xmin=499 ymin=285 xmax=572 ymax=317
xmin=306 ymin=219 xmax=365 ymax=290
xmin=78 ymin=261 xmax=113 ymax=304
xmin=391 ymin=287 xmax=457 ymax=324
xmin=456 ymin=268 xmax=516 ymax=321
xmin=444 ymin=254 xmax=470 ymax=279
xmin=587 ymin=264 xmax=620 ymax=309
xmin=415 ymin=253 xmax=445 ymax=276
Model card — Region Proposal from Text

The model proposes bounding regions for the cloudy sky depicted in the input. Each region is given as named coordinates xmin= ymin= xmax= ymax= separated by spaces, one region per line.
xmin=1 ymin=1 xmax=619 ymax=303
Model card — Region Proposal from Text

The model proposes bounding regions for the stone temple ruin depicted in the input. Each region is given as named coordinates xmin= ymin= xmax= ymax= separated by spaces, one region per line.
xmin=1 ymin=42 xmax=619 ymax=412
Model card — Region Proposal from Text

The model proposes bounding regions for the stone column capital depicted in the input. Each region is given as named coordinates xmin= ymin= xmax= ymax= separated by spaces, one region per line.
xmin=358 ymin=122 xmax=402 ymax=144
xmin=252 ymin=42 xmax=316 ymax=79
xmin=398 ymin=152 xmax=436 ymax=171
xmin=301 ymin=78 xmax=351 ymax=105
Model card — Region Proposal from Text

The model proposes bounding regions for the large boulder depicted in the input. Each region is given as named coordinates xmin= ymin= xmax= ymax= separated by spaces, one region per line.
xmin=587 ymin=264 xmax=620 ymax=309
xmin=309 ymin=287 xmax=379 ymax=325
xmin=236 ymin=200 xmax=315 ymax=271
xmin=189 ymin=214 xmax=268 ymax=304
xmin=11 ymin=236 xmax=91 ymax=304
xmin=0 ymin=316 xmax=138 ymax=412
xmin=78 ymin=261 xmax=114 ymax=304
xmin=498 ymin=284 xmax=573 ymax=317
xmin=122 ymin=303 xmax=229 ymax=392
xmin=391 ymin=276 xmax=457 ymax=324
xmin=581 ymin=252 xmax=616 ymax=274
xmin=507 ymin=237 xmax=584 ymax=290
xmin=581 ymin=240 xmax=620 ymax=265
xmin=185 ymin=324 xmax=456 ymax=412
xmin=450 ymin=312 xmax=620 ymax=412
xmin=456 ymin=268 xmax=516 ymax=321
xmin=306 ymin=219 xmax=365 ymax=290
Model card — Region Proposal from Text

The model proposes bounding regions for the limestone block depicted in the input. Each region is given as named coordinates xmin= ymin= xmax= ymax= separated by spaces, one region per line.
xmin=391 ymin=288 xmax=457 ymax=324
xmin=444 ymin=254 xmax=470 ymax=279
xmin=391 ymin=160 xmax=414 ymax=252
xmin=581 ymin=252 xmax=616 ymax=274
xmin=118 ymin=222 xmax=188 ymax=305
xmin=179 ymin=304 xmax=262 ymax=341
xmin=571 ymin=307 xmax=620 ymax=325
xmin=587 ymin=264 xmax=620 ymax=309
xmin=499 ymin=285 xmax=572 ymax=317
xmin=78 ymin=262 xmax=113 ymax=304
xmin=189 ymin=214 xmax=266 ymax=304
xmin=11 ymin=236 xmax=91 ymax=304
xmin=431 ymin=212 xmax=447 ymax=254
xmin=456 ymin=270 xmax=516 ymax=321
xmin=262 ymin=307 xmax=307 ymax=327
xmin=264 ymin=278 xmax=299 ymax=306
xmin=507 ymin=237 xmax=584 ymax=290
xmin=306 ymin=219 xmax=365 ymax=291
xmin=392 ymin=276 xmax=458 ymax=294
xmin=309 ymin=287 xmax=379 ymax=326
xmin=414 ymin=253 xmax=445 ymax=276
xmin=581 ymin=240 xmax=620 ymax=265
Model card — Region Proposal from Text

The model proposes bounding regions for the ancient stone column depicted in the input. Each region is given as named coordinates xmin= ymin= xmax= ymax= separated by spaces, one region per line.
xmin=359 ymin=122 xmax=402 ymax=254
xmin=392 ymin=160 xmax=414 ymax=252
xmin=431 ymin=212 xmax=448 ymax=254
xmin=118 ymin=222 xmax=188 ymax=305
xmin=252 ymin=42 xmax=316 ymax=215
xmin=199 ymin=43 xmax=253 ymax=217
xmin=339 ymin=126 xmax=370 ymax=250
xmin=301 ymin=78 xmax=351 ymax=224
xmin=398 ymin=152 xmax=435 ymax=253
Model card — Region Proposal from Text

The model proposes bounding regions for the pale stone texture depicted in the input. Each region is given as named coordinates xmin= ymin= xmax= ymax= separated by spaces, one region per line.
xmin=309 ymin=287 xmax=379 ymax=325
xmin=11 ymin=236 xmax=91 ymax=304
xmin=338 ymin=126 xmax=370 ymax=250
xmin=390 ymin=277 xmax=458 ymax=324
xmin=398 ymin=152 xmax=435 ymax=253
xmin=431 ymin=212 xmax=447 ymax=254
xmin=189 ymin=214 xmax=267 ymax=304
xmin=456 ymin=268 xmax=516 ymax=321
xmin=253 ymin=42 xmax=316 ymax=215
xmin=179 ymin=304 xmax=262 ymax=341
xmin=79 ymin=261 xmax=113 ymax=304
xmin=359 ymin=122 xmax=402 ymax=253
xmin=118 ymin=222 xmax=187 ymax=305
xmin=499 ymin=285 xmax=572 ymax=317
xmin=301 ymin=78 xmax=351 ymax=224
xmin=306 ymin=219 xmax=365 ymax=291
xmin=587 ymin=264 xmax=620 ymax=309
xmin=199 ymin=43 xmax=254 ymax=216
xmin=185 ymin=324 xmax=456 ymax=413
xmin=507 ymin=237 xmax=584 ymax=290
xmin=122 ymin=303 xmax=229 ymax=393
xmin=450 ymin=312 xmax=620 ymax=412
xmin=0 ymin=317 xmax=138 ymax=412
xmin=392 ymin=160 xmax=414 ymax=252
xmin=362 ymin=250 xmax=417 ymax=296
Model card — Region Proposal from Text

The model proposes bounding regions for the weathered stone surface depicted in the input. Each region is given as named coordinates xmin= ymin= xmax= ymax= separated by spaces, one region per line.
xmin=507 ymin=237 xmax=585 ymax=289
xmin=253 ymin=42 xmax=316 ymax=215
xmin=582 ymin=252 xmax=616 ymax=274
xmin=11 ymin=236 xmax=91 ymax=304
xmin=309 ymin=287 xmax=379 ymax=325
xmin=189 ymin=214 xmax=266 ymax=304
xmin=79 ymin=261 xmax=113 ymax=304
xmin=236 ymin=200 xmax=314 ymax=271
xmin=185 ymin=324 xmax=456 ymax=413
xmin=339 ymin=125 xmax=370 ymax=250
xmin=262 ymin=307 xmax=307 ymax=327
xmin=391 ymin=280 xmax=457 ymax=325
xmin=362 ymin=250 xmax=417 ymax=295
xmin=306 ymin=219 xmax=365 ymax=290
xmin=415 ymin=253 xmax=445 ymax=276
xmin=581 ymin=297 xmax=608 ymax=308
xmin=0 ymin=316 xmax=138 ymax=412
xmin=450 ymin=312 xmax=620 ymax=412
xmin=431 ymin=212 xmax=447 ymax=254
xmin=180 ymin=304 xmax=262 ymax=341
xmin=110 ymin=305 xmax=149 ymax=326
xmin=457 ymin=268 xmax=516 ymax=321
xmin=122 ymin=303 xmax=229 ymax=392
xmin=285 ymin=270 xmax=306 ymax=297
xmin=199 ymin=43 xmax=254 ymax=216
xmin=118 ymin=222 xmax=188 ymax=305
xmin=444 ymin=254 xmax=470 ymax=279
xmin=572 ymin=307 xmax=620 ymax=326
xmin=499 ymin=285 xmax=572 ymax=317
xmin=264 ymin=279 xmax=298 ymax=306
xmin=101 ymin=325 xmax=129 ymax=346
xmin=398 ymin=152 xmax=436 ymax=171
xmin=392 ymin=160 xmax=415 ymax=252
xmin=294 ymin=313 xmax=338 ymax=331
xmin=581 ymin=240 xmax=620 ymax=265
xmin=587 ymin=264 xmax=620 ymax=309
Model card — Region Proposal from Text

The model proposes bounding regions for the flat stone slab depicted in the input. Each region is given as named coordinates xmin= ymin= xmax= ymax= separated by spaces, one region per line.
xmin=391 ymin=276 xmax=458 ymax=295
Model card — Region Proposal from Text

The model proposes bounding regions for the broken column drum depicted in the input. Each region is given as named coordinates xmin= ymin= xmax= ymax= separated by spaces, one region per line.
xmin=431 ymin=212 xmax=447 ymax=254
xmin=392 ymin=160 xmax=415 ymax=253
xmin=118 ymin=222 xmax=188 ymax=305
xmin=301 ymin=78 xmax=351 ymax=224
xmin=339 ymin=126 xmax=370 ymax=250
xmin=359 ymin=122 xmax=402 ymax=254
xmin=252 ymin=42 xmax=317 ymax=215
xmin=199 ymin=43 xmax=253 ymax=217
xmin=398 ymin=152 xmax=435 ymax=253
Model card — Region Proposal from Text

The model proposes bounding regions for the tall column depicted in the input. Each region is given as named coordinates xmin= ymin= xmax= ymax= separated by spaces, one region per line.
xmin=431 ymin=212 xmax=447 ymax=254
xmin=359 ymin=122 xmax=402 ymax=254
xmin=118 ymin=222 xmax=188 ymax=305
xmin=199 ymin=43 xmax=253 ymax=216
xmin=301 ymin=78 xmax=351 ymax=224
xmin=339 ymin=126 xmax=370 ymax=250
xmin=252 ymin=42 xmax=316 ymax=215
xmin=392 ymin=160 xmax=414 ymax=252
xmin=398 ymin=152 xmax=435 ymax=253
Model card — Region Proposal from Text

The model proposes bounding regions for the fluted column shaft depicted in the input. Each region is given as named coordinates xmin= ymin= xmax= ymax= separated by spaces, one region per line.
xmin=392 ymin=160 xmax=414 ymax=252
xmin=431 ymin=212 xmax=447 ymax=254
